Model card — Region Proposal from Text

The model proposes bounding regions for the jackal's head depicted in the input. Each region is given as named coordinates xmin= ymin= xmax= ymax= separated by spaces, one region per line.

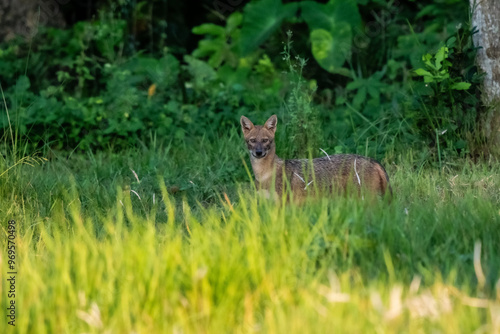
xmin=240 ymin=115 xmax=277 ymax=159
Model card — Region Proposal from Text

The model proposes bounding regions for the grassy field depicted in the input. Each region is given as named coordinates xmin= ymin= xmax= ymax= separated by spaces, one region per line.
xmin=1 ymin=133 xmax=499 ymax=333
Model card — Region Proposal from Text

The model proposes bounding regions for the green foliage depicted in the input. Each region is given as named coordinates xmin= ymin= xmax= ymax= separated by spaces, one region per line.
xmin=240 ymin=0 xmax=299 ymax=55
xmin=0 ymin=0 xmax=487 ymax=164
xmin=346 ymin=69 xmax=390 ymax=109
xmin=1 ymin=50 xmax=186 ymax=149
xmin=235 ymin=0 xmax=361 ymax=76
xmin=188 ymin=0 xmax=478 ymax=162
xmin=1 ymin=11 xmax=277 ymax=150
xmin=310 ymin=27 xmax=352 ymax=77
xmin=280 ymin=31 xmax=321 ymax=158
xmin=190 ymin=11 xmax=284 ymax=110
xmin=411 ymin=26 xmax=483 ymax=160
xmin=301 ymin=0 xmax=361 ymax=76
xmin=415 ymin=46 xmax=471 ymax=90
xmin=192 ymin=12 xmax=243 ymax=68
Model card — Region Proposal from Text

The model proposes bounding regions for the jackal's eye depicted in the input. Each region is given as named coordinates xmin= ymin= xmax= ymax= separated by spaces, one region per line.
xmin=262 ymin=138 xmax=269 ymax=143
xmin=249 ymin=138 xmax=256 ymax=143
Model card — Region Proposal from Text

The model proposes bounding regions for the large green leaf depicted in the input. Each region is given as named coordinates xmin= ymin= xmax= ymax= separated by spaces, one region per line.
xmin=192 ymin=39 xmax=226 ymax=67
xmin=192 ymin=24 xmax=225 ymax=37
xmin=160 ymin=54 xmax=180 ymax=87
xmin=301 ymin=0 xmax=361 ymax=31
xmin=227 ymin=12 xmax=243 ymax=32
xmin=450 ymin=82 xmax=471 ymax=90
xmin=301 ymin=0 xmax=361 ymax=75
xmin=434 ymin=46 xmax=448 ymax=71
xmin=310 ymin=26 xmax=352 ymax=76
xmin=240 ymin=0 xmax=298 ymax=55
xmin=14 ymin=75 xmax=31 ymax=94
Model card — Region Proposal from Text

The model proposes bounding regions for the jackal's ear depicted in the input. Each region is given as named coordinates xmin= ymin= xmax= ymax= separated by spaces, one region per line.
xmin=240 ymin=116 xmax=254 ymax=135
xmin=264 ymin=115 xmax=277 ymax=135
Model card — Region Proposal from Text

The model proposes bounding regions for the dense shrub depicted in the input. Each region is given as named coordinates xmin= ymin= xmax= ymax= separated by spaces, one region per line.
xmin=0 ymin=0 xmax=481 ymax=163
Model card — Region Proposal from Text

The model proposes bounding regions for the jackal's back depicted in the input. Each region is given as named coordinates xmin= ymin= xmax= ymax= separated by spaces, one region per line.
xmin=281 ymin=154 xmax=392 ymax=198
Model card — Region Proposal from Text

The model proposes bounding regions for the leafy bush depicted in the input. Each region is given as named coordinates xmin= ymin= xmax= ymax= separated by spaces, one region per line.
xmin=0 ymin=0 xmax=483 ymax=163
xmin=411 ymin=25 xmax=483 ymax=161
xmin=0 ymin=13 xmax=280 ymax=150
xmin=188 ymin=0 xmax=477 ymax=163
xmin=279 ymin=31 xmax=321 ymax=158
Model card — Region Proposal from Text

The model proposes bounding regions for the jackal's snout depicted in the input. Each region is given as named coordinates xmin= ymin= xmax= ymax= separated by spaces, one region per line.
xmin=248 ymin=138 xmax=269 ymax=159
xmin=254 ymin=146 xmax=265 ymax=158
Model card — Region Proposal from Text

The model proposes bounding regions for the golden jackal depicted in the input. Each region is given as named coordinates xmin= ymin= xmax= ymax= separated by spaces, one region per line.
xmin=240 ymin=115 xmax=392 ymax=201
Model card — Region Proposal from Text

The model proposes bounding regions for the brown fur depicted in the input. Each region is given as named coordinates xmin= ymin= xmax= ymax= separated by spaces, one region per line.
xmin=240 ymin=115 xmax=393 ymax=202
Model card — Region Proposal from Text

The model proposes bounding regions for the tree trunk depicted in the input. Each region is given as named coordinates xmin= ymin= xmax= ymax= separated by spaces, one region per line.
xmin=470 ymin=0 xmax=500 ymax=157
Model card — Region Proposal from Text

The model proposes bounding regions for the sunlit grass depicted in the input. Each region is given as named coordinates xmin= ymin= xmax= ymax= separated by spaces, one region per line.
xmin=0 ymin=136 xmax=499 ymax=333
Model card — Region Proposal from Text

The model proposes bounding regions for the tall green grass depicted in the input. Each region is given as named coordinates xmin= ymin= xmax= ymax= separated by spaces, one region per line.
xmin=1 ymin=135 xmax=499 ymax=333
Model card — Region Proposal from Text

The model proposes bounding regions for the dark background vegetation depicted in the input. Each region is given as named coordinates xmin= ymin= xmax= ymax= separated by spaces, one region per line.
xmin=0 ymin=0 xmax=485 ymax=164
